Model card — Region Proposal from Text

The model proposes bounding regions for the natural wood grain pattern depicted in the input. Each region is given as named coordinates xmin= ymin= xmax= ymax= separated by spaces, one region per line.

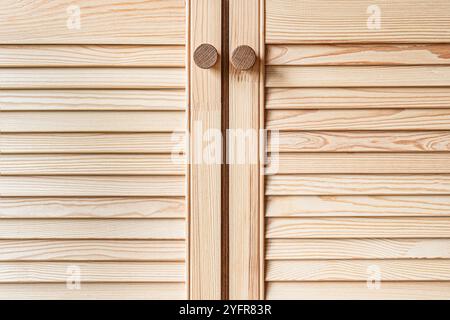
xmin=0 ymin=197 xmax=185 ymax=218
xmin=266 ymin=195 xmax=450 ymax=217
xmin=0 ymin=240 xmax=185 ymax=261
xmin=0 ymin=154 xmax=185 ymax=175
xmin=268 ymin=153 xmax=450 ymax=174
xmin=0 ymin=90 xmax=185 ymax=111
xmin=0 ymin=0 xmax=185 ymax=45
xmin=189 ymin=0 xmax=222 ymax=300
xmin=229 ymin=0 xmax=262 ymax=300
xmin=266 ymin=66 xmax=450 ymax=87
xmin=0 ymin=283 xmax=185 ymax=300
xmin=0 ymin=133 xmax=183 ymax=153
xmin=266 ymin=88 xmax=450 ymax=109
xmin=0 ymin=111 xmax=185 ymax=132
xmin=266 ymin=109 xmax=450 ymax=131
xmin=193 ymin=43 xmax=218 ymax=69
xmin=0 ymin=262 xmax=184 ymax=283
xmin=0 ymin=45 xmax=185 ymax=67
xmin=0 ymin=68 xmax=185 ymax=89
xmin=266 ymin=239 xmax=450 ymax=260
xmin=268 ymin=131 xmax=450 ymax=152
xmin=266 ymin=260 xmax=450 ymax=281
xmin=266 ymin=0 xmax=450 ymax=43
xmin=0 ymin=176 xmax=185 ymax=197
xmin=266 ymin=282 xmax=450 ymax=300
xmin=266 ymin=217 xmax=450 ymax=239
xmin=0 ymin=219 xmax=185 ymax=240
xmin=266 ymin=174 xmax=450 ymax=195
xmin=266 ymin=44 xmax=450 ymax=66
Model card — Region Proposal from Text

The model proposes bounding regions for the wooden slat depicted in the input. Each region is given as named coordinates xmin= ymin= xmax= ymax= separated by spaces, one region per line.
xmin=266 ymin=217 xmax=450 ymax=239
xmin=0 ymin=197 xmax=185 ymax=218
xmin=266 ymin=66 xmax=450 ymax=87
xmin=0 ymin=240 xmax=185 ymax=261
xmin=0 ymin=283 xmax=185 ymax=300
xmin=0 ymin=176 xmax=185 ymax=196
xmin=266 ymin=44 xmax=450 ymax=66
xmin=266 ymin=282 xmax=450 ymax=300
xmin=0 ymin=68 xmax=185 ymax=89
xmin=266 ymin=109 xmax=450 ymax=131
xmin=266 ymin=239 xmax=450 ymax=260
xmin=268 ymin=131 xmax=450 ymax=152
xmin=0 ymin=219 xmax=185 ymax=239
xmin=266 ymin=0 xmax=450 ymax=44
xmin=266 ymin=195 xmax=450 ymax=217
xmin=0 ymin=90 xmax=185 ymax=111
xmin=266 ymin=174 xmax=450 ymax=196
xmin=0 ymin=133 xmax=183 ymax=153
xmin=266 ymin=88 xmax=450 ymax=109
xmin=0 ymin=111 xmax=185 ymax=132
xmin=0 ymin=154 xmax=185 ymax=175
xmin=0 ymin=45 xmax=185 ymax=67
xmin=266 ymin=260 xmax=450 ymax=281
xmin=268 ymin=153 xmax=450 ymax=174
xmin=0 ymin=0 xmax=185 ymax=45
xmin=0 ymin=262 xmax=184 ymax=283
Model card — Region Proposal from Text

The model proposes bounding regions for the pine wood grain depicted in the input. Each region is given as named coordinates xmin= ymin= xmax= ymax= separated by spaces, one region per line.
xmin=266 ymin=44 xmax=450 ymax=66
xmin=266 ymin=109 xmax=450 ymax=131
xmin=0 ymin=240 xmax=185 ymax=261
xmin=0 ymin=176 xmax=185 ymax=197
xmin=266 ymin=0 xmax=450 ymax=43
xmin=0 ymin=219 xmax=185 ymax=239
xmin=0 ymin=68 xmax=185 ymax=89
xmin=0 ymin=0 xmax=185 ymax=45
xmin=266 ymin=87 xmax=450 ymax=109
xmin=266 ymin=174 xmax=450 ymax=195
xmin=0 ymin=111 xmax=185 ymax=132
xmin=266 ymin=195 xmax=450 ymax=217
xmin=266 ymin=66 xmax=450 ymax=87
xmin=0 ymin=90 xmax=185 ymax=111
xmin=0 ymin=197 xmax=185 ymax=218
xmin=268 ymin=131 xmax=450 ymax=152
xmin=266 ymin=217 xmax=450 ymax=239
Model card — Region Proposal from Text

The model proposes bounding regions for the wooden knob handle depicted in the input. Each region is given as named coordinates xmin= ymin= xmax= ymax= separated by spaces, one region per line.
xmin=231 ymin=45 xmax=256 ymax=70
xmin=194 ymin=43 xmax=218 ymax=69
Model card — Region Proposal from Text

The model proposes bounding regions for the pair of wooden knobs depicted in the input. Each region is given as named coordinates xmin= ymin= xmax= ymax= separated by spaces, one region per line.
xmin=194 ymin=43 xmax=256 ymax=70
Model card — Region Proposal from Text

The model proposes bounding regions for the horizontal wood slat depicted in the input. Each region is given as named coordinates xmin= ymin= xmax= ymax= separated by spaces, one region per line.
xmin=0 ymin=176 xmax=185 ymax=196
xmin=266 ymin=239 xmax=450 ymax=260
xmin=266 ymin=109 xmax=450 ymax=131
xmin=0 ymin=240 xmax=185 ymax=261
xmin=266 ymin=217 xmax=450 ymax=239
xmin=0 ymin=111 xmax=185 ymax=132
xmin=0 ymin=90 xmax=185 ymax=111
xmin=266 ymin=260 xmax=450 ymax=281
xmin=266 ymin=66 xmax=450 ymax=87
xmin=0 ymin=0 xmax=185 ymax=45
xmin=266 ymin=174 xmax=450 ymax=195
xmin=0 ymin=283 xmax=185 ymax=300
xmin=266 ymin=282 xmax=450 ymax=300
xmin=266 ymin=0 xmax=450 ymax=44
xmin=0 ymin=68 xmax=185 ymax=89
xmin=0 ymin=45 xmax=185 ymax=67
xmin=0 ymin=154 xmax=185 ymax=175
xmin=268 ymin=131 xmax=450 ymax=152
xmin=266 ymin=195 xmax=450 ymax=217
xmin=266 ymin=44 xmax=450 ymax=66
xmin=0 ymin=262 xmax=184 ymax=282
xmin=268 ymin=153 xmax=450 ymax=174
xmin=0 ymin=197 xmax=185 ymax=218
xmin=266 ymin=88 xmax=450 ymax=109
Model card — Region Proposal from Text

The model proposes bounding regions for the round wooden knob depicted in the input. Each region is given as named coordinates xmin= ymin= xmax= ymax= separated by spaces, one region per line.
xmin=231 ymin=45 xmax=256 ymax=70
xmin=193 ymin=43 xmax=218 ymax=69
